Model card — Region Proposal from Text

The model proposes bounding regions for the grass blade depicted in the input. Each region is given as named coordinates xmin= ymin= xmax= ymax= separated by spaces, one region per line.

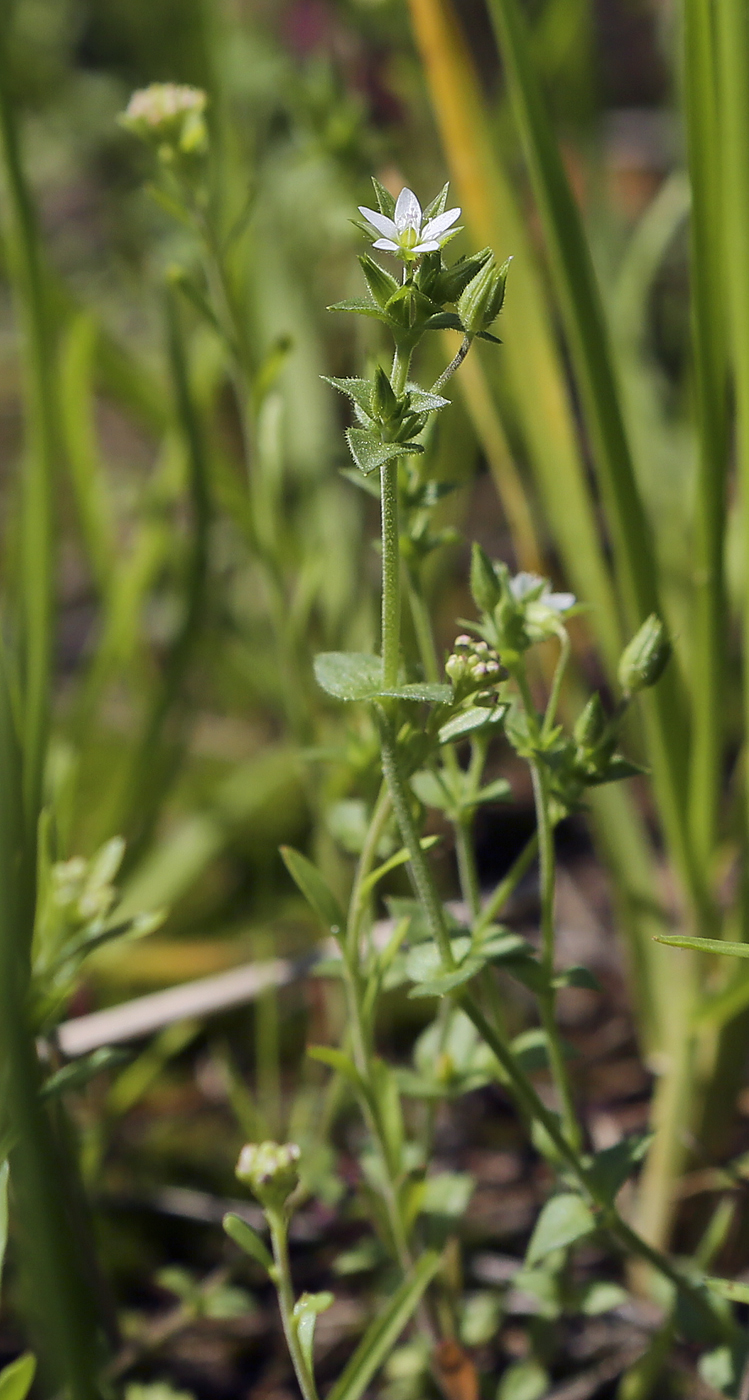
xmin=326 ymin=1251 xmax=441 ymax=1400
xmin=483 ymin=0 xmax=700 ymax=911
xmin=407 ymin=0 xmax=623 ymax=677
xmin=683 ymin=0 xmax=730 ymax=868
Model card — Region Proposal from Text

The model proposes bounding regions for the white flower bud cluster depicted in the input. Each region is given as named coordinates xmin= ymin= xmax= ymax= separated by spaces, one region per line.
xmin=120 ymin=84 xmax=208 ymax=157
xmin=445 ymin=635 xmax=504 ymax=697
xmin=236 ymin=1141 xmax=301 ymax=1209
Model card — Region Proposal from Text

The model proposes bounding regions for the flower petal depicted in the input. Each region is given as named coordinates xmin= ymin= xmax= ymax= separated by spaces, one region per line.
xmin=421 ymin=207 xmax=461 ymax=241
xmin=358 ymin=206 xmax=398 ymax=240
xmin=545 ymin=592 xmax=576 ymax=613
xmin=394 ymin=187 xmax=422 ymax=233
xmin=413 ymin=240 xmax=441 ymax=253
xmin=372 ymin=238 xmax=399 ymax=252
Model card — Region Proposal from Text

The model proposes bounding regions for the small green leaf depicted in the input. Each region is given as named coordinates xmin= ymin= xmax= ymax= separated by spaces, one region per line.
xmin=223 ymin=1213 xmax=273 ymax=1274
xmin=405 ymin=385 xmax=451 ymax=413
xmin=585 ymin=754 xmax=647 ymax=786
xmin=0 ymin=1355 xmax=36 ymax=1400
xmin=578 ymin=1281 xmax=628 ymax=1315
xmin=392 ymin=681 xmax=452 ymax=702
xmin=552 ymin=965 xmax=601 ymax=991
xmin=359 ymin=837 xmax=440 ymax=899
xmin=420 ymin=1172 xmax=474 ymax=1219
xmin=308 ymin=1046 xmax=370 ymax=1105
xmin=474 ymin=777 xmax=513 ymax=805
xmin=314 ymin=652 xmax=382 ymax=700
xmin=438 ymin=705 xmax=507 ymax=744
xmin=292 ymin=1291 xmax=334 ymax=1375
xmin=496 ymin=1359 xmax=549 ymax=1400
xmin=423 ymin=311 xmax=465 ymax=332
xmin=40 ymin=1048 xmax=127 ymax=1100
xmin=346 ymin=428 xmax=423 ymax=476
xmin=323 ymin=377 xmax=375 ymax=417
xmin=410 ymin=770 xmax=453 ymax=811
xmin=280 ymin=846 xmax=345 ymax=939
xmin=326 ymin=1253 xmax=441 ymax=1400
xmin=526 ymin=1194 xmax=596 ymax=1265
xmin=703 ymin=1275 xmax=749 ymax=1305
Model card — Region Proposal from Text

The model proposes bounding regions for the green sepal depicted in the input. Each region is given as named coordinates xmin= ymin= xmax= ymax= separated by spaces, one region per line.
xmin=358 ymin=253 xmax=399 ymax=307
xmin=422 ymin=311 xmax=465 ymax=333
xmin=370 ymin=176 xmax=396 ymax=218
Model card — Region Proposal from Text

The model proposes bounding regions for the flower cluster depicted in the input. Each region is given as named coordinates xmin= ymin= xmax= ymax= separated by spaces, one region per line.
xmin=236 ymin=1142 xmax=301 ymax=1210
xmin=120 ymin=83 xmax=208 ymax=160
xmin=445 ymin=636 xmax=505 ymax=702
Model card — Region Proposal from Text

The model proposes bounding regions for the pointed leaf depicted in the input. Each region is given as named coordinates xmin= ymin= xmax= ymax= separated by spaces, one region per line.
xmin=474 ymin=777 xmax=512 ymax=804
xmin=552 ymin=965 xmax=601 ymax=991
xmin=346 ymin=428 xmax=423 ymax=477
xmin=223 ymin=1213 xmax=273 ymax=1274
xmin=586 ymin=1134 xmax=652 ymax=1204
xmin=323 ymin=377 xmax=374 ymax=417
xmin=438 ymin=705 xmax=507 ymax=744
xmin=0 ymin=1356 xmax=36 ymax=1400
xmin=526 ymin=1194 xmax=596 ymax=1265
xmin=423 ymin=311 xmax=465 ymax=332
xmin=422 ymin=181 xmax=451 ymax=222
xmin=307 ymin=1046 xmax=369 ymax=1101
xmin=280 ymin=846 xmax=345 ymax=939
xmin=326 ymin=1252 xmax=441 ymax=1400
xmin=328 ymin=299 xmax=394 ymax=322
xmin=292 ymin=1291 xmax=334 ymax=1375
xmin=703 ymin=1276 xmax=749 ymax=1305
xmin=654 ymin=933 xmax=749 ymax=958
xmin=405 ymin=385 xmax=451 ymax=413
xmin=370 ymin=177 xmax=396 ymax=218
xmin=358 ymin=837 xmax=440 ymax=899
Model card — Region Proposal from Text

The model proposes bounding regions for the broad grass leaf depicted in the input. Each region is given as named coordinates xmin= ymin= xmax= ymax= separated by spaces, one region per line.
xmin=223 ymin=1214 xmax=273 ymax=1274
xmin=0 ymin=1355 xmax=36 ymax=1400
xmin=326 ymin=1252 xmax=441 ymax=1400
xmin=526 ymin=1193 xmax=595 ymax=1265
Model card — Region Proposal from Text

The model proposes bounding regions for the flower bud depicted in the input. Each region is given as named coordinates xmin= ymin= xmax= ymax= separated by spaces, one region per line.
xmin=470 ymin=543 xmax=501 ymax=613
xmin=431 ymin=248 xmax=493 ymax=305
xmin=120 ymin=84 xmax=208 ymax=159
xmin=457 ymin=255 xmax=510 ymax=335
xmin=618 ymin=615 xmax=671 ymax=696
xmin=236 ymin=1142 xmax=301 ymax=1210
xmin=574 ymin=693 xmax=608 ymax=749
xmin=371 ymin=365 xmax=398 ymax=422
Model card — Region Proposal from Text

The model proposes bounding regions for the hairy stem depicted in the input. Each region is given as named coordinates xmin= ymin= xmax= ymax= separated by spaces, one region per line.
xmin=380 ymin=462 xmax=401 ymax=688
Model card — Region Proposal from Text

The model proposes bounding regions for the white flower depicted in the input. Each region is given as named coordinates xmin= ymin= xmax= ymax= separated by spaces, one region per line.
xmin=510 ymin=572 xmax=575 ymax=614
xmin=358 ymin=186 xmax=461 ymax=262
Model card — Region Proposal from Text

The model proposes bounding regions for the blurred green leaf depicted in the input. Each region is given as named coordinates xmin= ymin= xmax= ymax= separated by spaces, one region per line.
xmin=526 ymin=1194 xmax=595 ymax=1265
xmin=280 ymin=846 xmax=345 ymax=938
xmin=326 ymin=1252 xmax=441 ymax=1400
xmin=0 ymin=1355 xmax=36 ymax=1400
xmin=223 ymin=1214 xmax=273 ymax=1274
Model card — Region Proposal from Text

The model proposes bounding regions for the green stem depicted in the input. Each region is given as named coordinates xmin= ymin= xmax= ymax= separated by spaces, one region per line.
xmin=474 ymin=833 xmax=539 ymax=934
xmin=380 ymin=462 xmax=401 ymax=688
xmin=267 ymin=1210 xmax=319 ymax=1400
xmin=542 ymin=627 xmax=570 ymax=737
xmin=376 ymin=709 xmax=455 ymax=969
xmin=455 ymin=818 xmax=481 ymax=918
xmin=431 ymin=334 xmax=473 ymax=393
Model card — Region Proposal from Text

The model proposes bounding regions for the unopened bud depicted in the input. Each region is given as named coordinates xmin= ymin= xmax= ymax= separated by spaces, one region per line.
xmin=574 ymin=693 xmax=608 ymax=749
xmin=372 ymin=365 xmax=398 ymax=421
xmin=618 ymin=615 xmax=671 ymax=696
xmin=120 ymin=84 xmax=208 ymax=158
xmin=470 ymin=543 xmax=501 ymax=613
xmin=457 ymin=254 xmax=510 ymax=335
xmin=236 ymin=1142 xmax=301 ymax=1210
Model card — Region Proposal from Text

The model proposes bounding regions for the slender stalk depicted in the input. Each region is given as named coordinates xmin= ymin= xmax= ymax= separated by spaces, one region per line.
xmin=380 ymin=462 xmax=401 ymax=688
xmin=474 ymin=833 xmax=538 ymax=934
xmin=431 ymin=334 xmax=472 ymax=392
xmin=542 ymin=628 xmax=570 ymax=737
xmin=267 ymin=1210 xmax=319 ymax=1400
xmin=455 ymin=819 xmax=481 ymax=919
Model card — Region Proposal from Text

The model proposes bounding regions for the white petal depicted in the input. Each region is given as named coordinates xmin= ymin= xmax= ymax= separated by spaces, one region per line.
xmin=413 ymin=240 xmax=441 ymax=253
xmin=546 ymin=592 xmax=576 ymax=612
xmin=359 ymin=206 xmax=398 ymax=240
xmin=372 ymin=238 xmax=399 ymax=252
xmin=394 ymin=187 xmax=422 ymax=233
xmin=421 ymin=207 xmax=461 ymax=241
